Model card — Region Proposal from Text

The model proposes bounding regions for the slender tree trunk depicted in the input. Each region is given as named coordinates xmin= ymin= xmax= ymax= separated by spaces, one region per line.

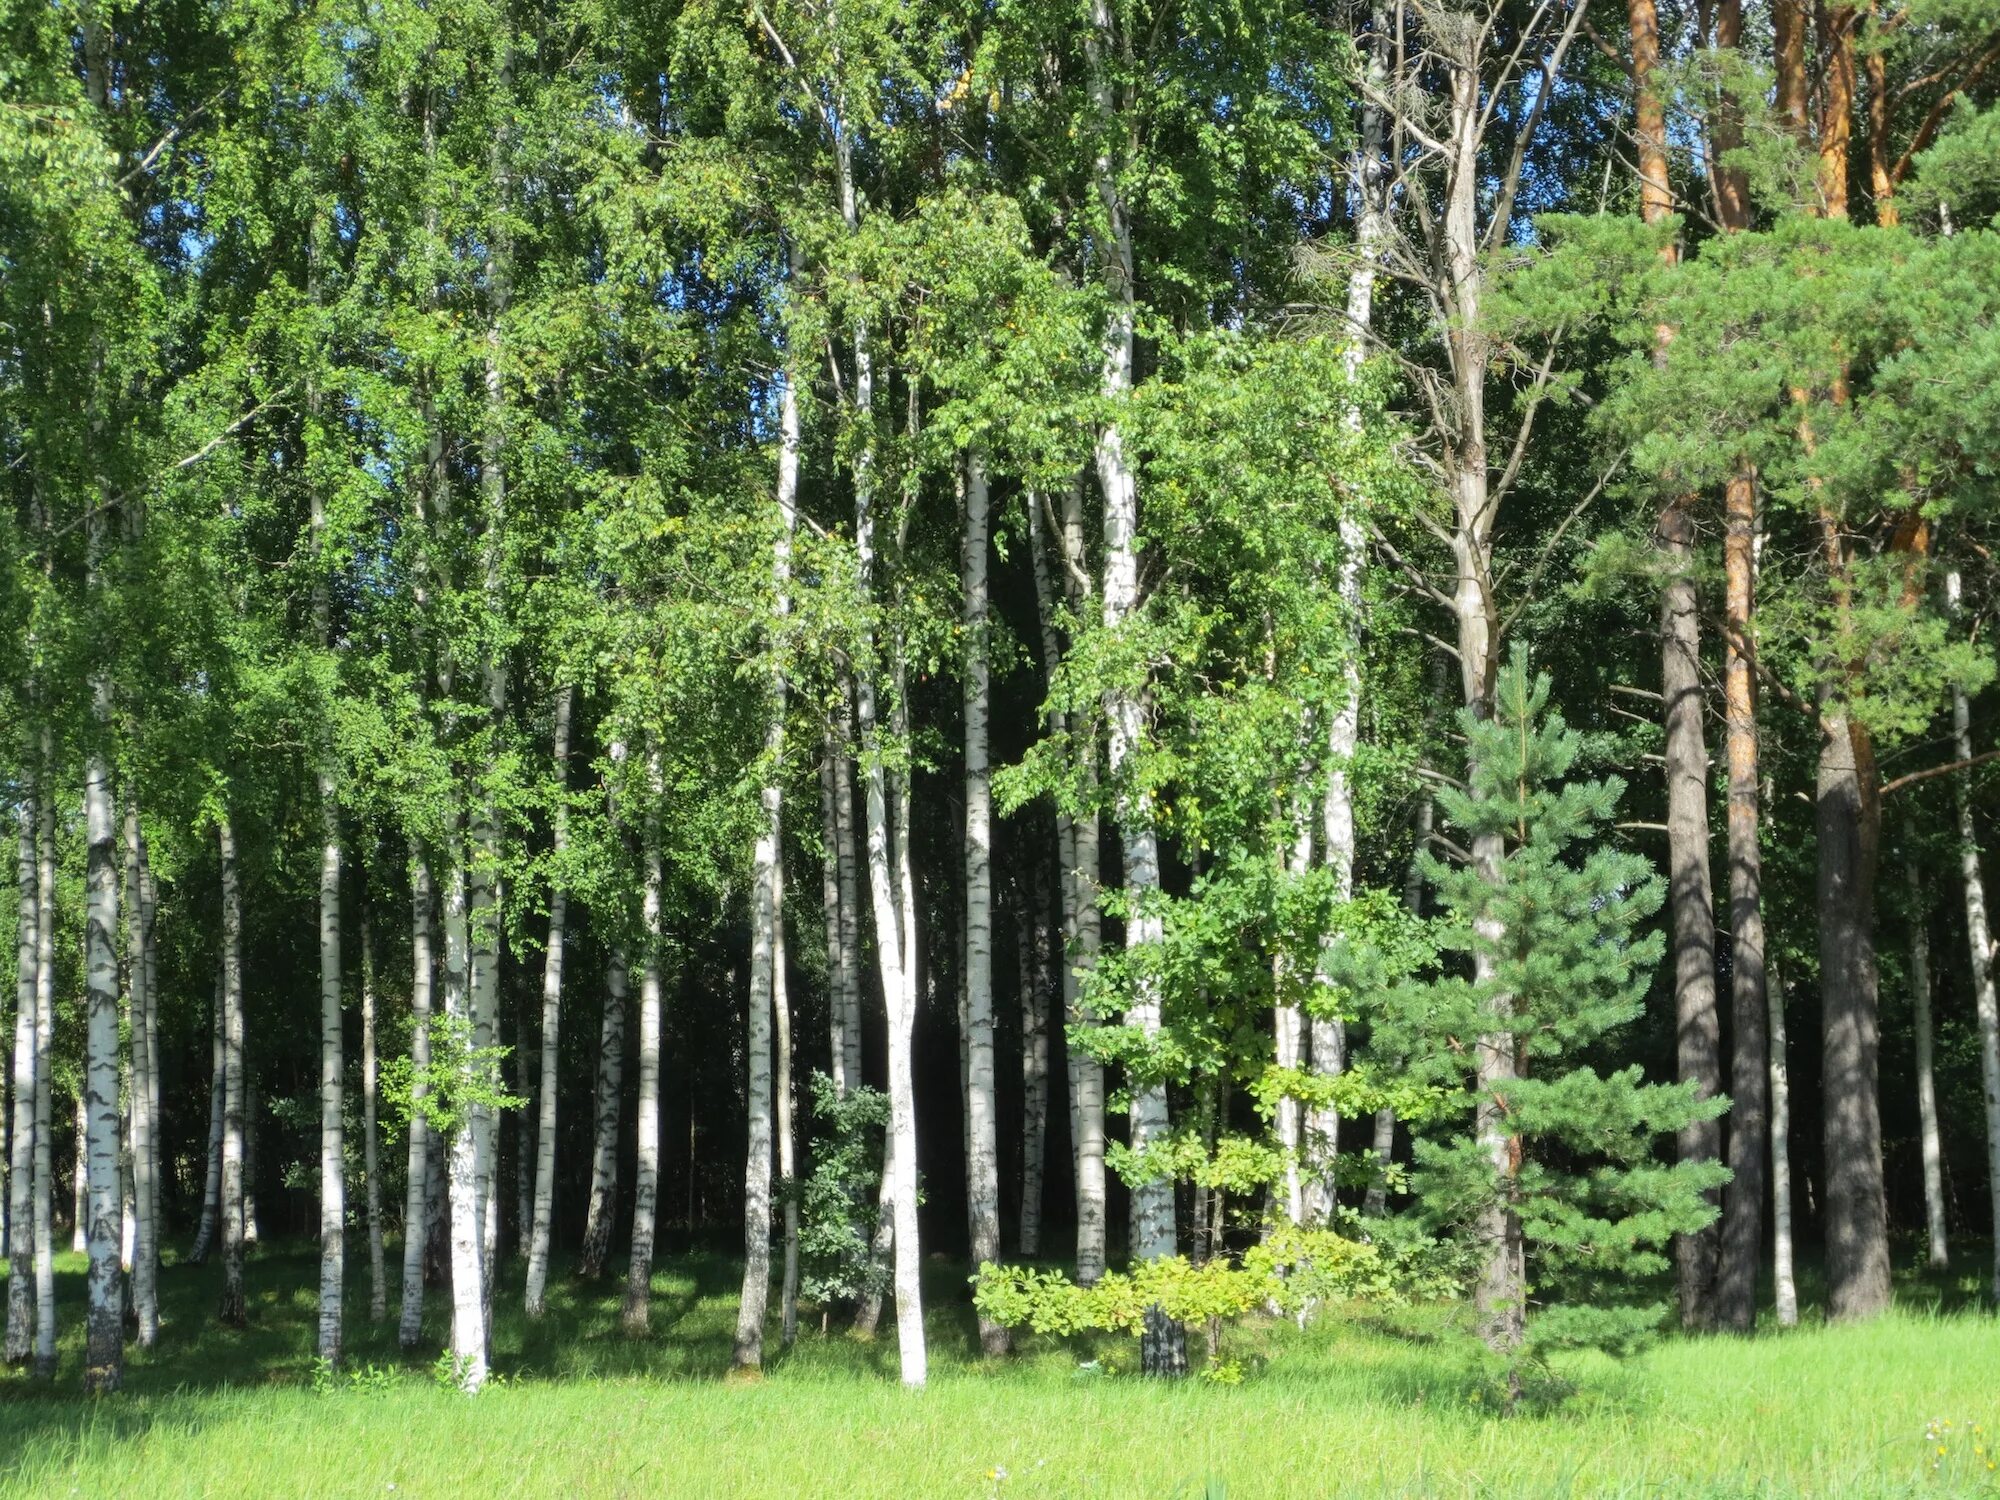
xmin=775 ymin=888 xmax=800 ymax=1348
xmin=30 ymin=775 xmax=53 ymax=1377
xmin=139 ymin=853 xmax=158 ymax=1272
xmin=1276 ymin=815 xmax=1310 ymax=1226
xmin=123 ymin=799 xmax=157 ymax=1346
xmin=623 ymin=792 xmax=665 ymax=1334
xmin=71 ymin=1100 xmax=86 ymax=1255
xmin=525 ymin=687 xmax=574 ymax=1318
xmin=734 ymin=319 xmax=801 ymax=1370
xmin=961 ymin=453 xmax=1007 ymax=1353
xmin=399 ymin=857 xmax=436 ymax=1348
xmin=218 ymin=816 xmax=248 ymax=1328
xmin=833 ymin=701 xmax=865 ymax=1095
xmin=1019 ymin=865 xmax=1052 ymax=1258
xmin=579 ymin=950 xmax=628 ymax=1280
xmin=818 ymin=737 xmax=854 ymax=1097
xmin=1715 ymin=466 xmax=1768 ymax=1331
xmin=1947 ymin=570 xmax=2000 ymax=1302
xmin=316 ymin=772 xmax=345 ymax=1368
xmin=1768 ymin=948 xmax=1799 ymax=1326
xmin=191 ymin=979 xmax=224 ymax=1266
xmin=442 ymin=834 xmax=488 ymax=1389
xmin=6 ymin=795 xmax=37 ymax=1363
xmin=1904 ymin=860 xmax=1947 ymax=1268
xmin=81 ymin=726 xmax=123 ymax=1391
xmin=359 ymin=900 xmax=386 ymax=1322
xmin=1028 ymin=485 xmax=1107 ymax=1283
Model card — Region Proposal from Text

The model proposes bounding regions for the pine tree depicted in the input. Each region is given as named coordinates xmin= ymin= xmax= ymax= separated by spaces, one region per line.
xmin=1366 ymin=647 xmax=1727 ymax=1384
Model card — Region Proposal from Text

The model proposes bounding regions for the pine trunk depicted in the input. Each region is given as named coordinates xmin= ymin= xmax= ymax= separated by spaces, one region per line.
xmin=1715 ymin=465 xmax=1768 ymax=1331
xmin=1660 ymin=497 xmax=1721 ymax=1328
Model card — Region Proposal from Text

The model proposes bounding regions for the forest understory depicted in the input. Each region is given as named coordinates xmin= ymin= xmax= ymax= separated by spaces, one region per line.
xmin=2 ymin=1242 xmax=1998 ymax=1498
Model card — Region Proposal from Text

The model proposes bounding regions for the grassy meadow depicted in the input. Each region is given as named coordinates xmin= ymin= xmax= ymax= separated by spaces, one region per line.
xmin=1 ymin=1242 xmax=1997 ymax=1497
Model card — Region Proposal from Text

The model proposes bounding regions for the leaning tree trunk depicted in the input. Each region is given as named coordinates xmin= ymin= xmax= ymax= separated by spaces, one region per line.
xmin=962 ymin=452 xmax=1008 ymax=1354
xmin=1947 ymin=570 xmax=2000 ymax=1302
xmin=1715 ymin=464 xmax=1768 ymax=1332
xmin=579 ymin=950 xmax=629 ymax=1280
xmin=623 ymin=792 xmax=665 ymax=1335
xmin=218 ymin=816 xmax=249 ymax=1329
xmin=361 ymin=903 xmax=386 ymax=1322
xmin=5 ymin=794 xmax=37 ymax=1364
xmin=399 ymin=857 xmax=437 ymax=1349
xmin=525 ymin=687 xmax=574 ymax=1319
xmin=123 ymin=798 xmax=158 ymax=1347
xmin=1905 ymin=859 xmax=1947 ymax=1268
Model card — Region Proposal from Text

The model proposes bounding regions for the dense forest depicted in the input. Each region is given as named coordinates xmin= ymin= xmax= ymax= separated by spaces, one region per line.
xmin=2 ymin=0 xmax=1998 ymax=1407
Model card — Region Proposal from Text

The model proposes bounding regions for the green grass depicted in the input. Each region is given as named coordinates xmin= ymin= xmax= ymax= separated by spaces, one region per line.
xmin=2 ymin=1242 xmax=1998 ymax=1497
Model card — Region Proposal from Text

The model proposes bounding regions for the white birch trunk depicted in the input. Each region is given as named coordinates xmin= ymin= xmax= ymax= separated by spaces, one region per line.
xmin=1275 ymin=812 xmax=1310 ymax=1227
xmin=579 ymin=949 xmax=628 ymax=1279
xmin=218 ymin=815 xmax=248 ymax=1328
xmin=6 ymin=795 xmax=36 ymax=1363
xmin=1947 ymin=570 xmax=2000 ymax=1302
xmin=775 ymin=891 xmax=801 ymax=1346
xmin=31 ymin=776 xmax=53 ymax=1375
xmin=1768 ymin=950 xmax=1799 ymax=1326
xmin=525 ymin=687 xmax=574 ymax=1317
xmin=82 ymin=727 xmax=123 ymax=1391
xmin=1905 ymin=859 xmax=1947 ymax=1268
xmin=123 ymin=799 xmax=157 ymax=1346
xmin=191 ymin=977 xmax=224 ymax=1266
xmin=962 ymin=453 xmax=1006 ymax=1352
xmin=833 ymin=702 xmax=865 ymax=1093
xmin=818 ymin=736 xmax=854 ymax=1096
xmin=399 ymin=856 xmax=436 ymax=1348
xmin=1029 ymin=486 xmax=1107 ymax=1282
xmin=623 ymin=782 xmax=665 ymax=1333
xmin=71 ymin=1098 xmax=86 ymax=1255
xmin=734 ymin=334 xmax=799 ymax=1370
xmin=442 ymin=836 xmax=487 ymax=1390
xmin=317 ymin=771 xmax=345 ymax=1366
xmin=140 ymin=845 xmax=159 ymax=1265
xmin=361 ymin=903 xmax=386 ymax=1322
xmin=1018 ymin=874 xmax=1051 ymax=1258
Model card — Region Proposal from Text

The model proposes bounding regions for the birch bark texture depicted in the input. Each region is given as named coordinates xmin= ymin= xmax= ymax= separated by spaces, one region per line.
xmin=1947 ymin=569 xmax=2000 ymax=1302
xmin=961 ymin=453 xmax=1007 ymax=1354
xmin=525 ymin=686 xmax=574 ymax=1318
xmin=734 ymin=325 xmax=799 ymax=1371
xmin=1904 ymin=860 xmax=1947 ymax=1268
xmin=399 ymin=857 xmax=436 ymax=1348
xmin=579 ymin=948 xmax=629 ymax=1280
xmin=623 ymin=774 xmax=666 ymax=1334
